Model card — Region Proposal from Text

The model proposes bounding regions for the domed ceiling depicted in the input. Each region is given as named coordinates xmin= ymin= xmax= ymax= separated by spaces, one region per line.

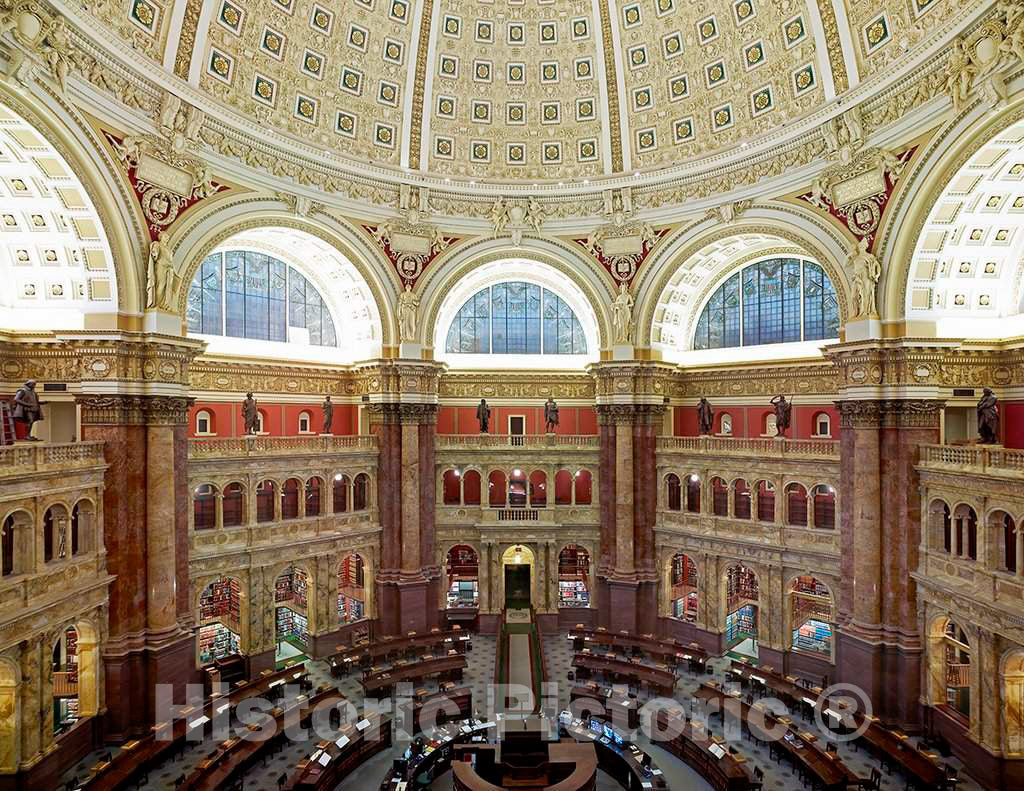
xmin=79 ymin=0 xmax=975 ymax=185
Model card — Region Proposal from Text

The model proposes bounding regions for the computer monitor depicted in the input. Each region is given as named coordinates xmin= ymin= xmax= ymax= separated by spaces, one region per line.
xmin=602 ymin=724 xmax=614 ymax=741
xmin=612 ymin=730 xmax=624 ymax=747
xmin=641 ymin=753 xmax=652 ymax=769
xmin=589 ymin=718 xmax=603 ymax=735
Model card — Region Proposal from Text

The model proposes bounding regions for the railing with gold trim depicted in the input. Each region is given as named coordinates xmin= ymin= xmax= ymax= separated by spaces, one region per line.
xmin=0 ymin=441 xmax=106 ymax=477
xmin=656 ymin=436 xmax=839 ymax=459
xmin=919 ymin=444 xmax=1024 ymax=475
xmin=437 ymin=434 xmax=599 ymax=449
xmin=189 ymin=434 xmax=378 ymax=459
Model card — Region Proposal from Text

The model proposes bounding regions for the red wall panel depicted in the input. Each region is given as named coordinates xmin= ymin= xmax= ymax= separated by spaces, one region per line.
xmin=187 ymin=401 xmax=359 ymax=438
xmin=436 ymin=405 xmax=598 ymax=435
xmin=672 ymin=403 xmax=839 ymax=440
xmin=1004 ymin=402 xmax=1024 ymax=449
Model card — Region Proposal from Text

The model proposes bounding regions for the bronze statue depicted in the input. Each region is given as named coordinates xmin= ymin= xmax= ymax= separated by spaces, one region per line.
xmin=771 ymin=395 xmax=792 ymax=437
xmin=242 ymin=393 xmax=258 ymax=435
xmin=12 ymin=379 xmax=45 ymax=440
xmin=978 ymin=388 xmax=999 ymax=444
xmin=322 ymin=395 xmax=333 ymax=434
xmin=476 ymin=398 xmax=491 ymax=433
xmin=697 ymin=397 xmax=714 ymax=436
xmin=544 ymin=398 xmax=559 ymax=433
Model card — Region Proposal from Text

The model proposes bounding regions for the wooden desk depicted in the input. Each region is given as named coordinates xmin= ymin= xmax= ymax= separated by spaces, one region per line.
xmin=79 ymin=664 xmax=307 ymax=791
xmin=569 ymin=683 xmax=640 ymax=731
xmin=284 ymin=716 xmax=394 ymax=790
xmin=569 ymin=628 xmax=708 ymax=668
xmin=695 ymin=683 xmax=862 ymax=791
xmin=572 ymin=653 xmax=677 ymax=695
xmin=653 ymin=708 xmax=752 ymax=791
xmin=331 ymin=628 xmax=469 ymax=671
xmin=377 ymin=718 xmax=498 ymax=790
xmin=362 ymin=654 xmax=467 ymax=696
xmin=407 ymin=687 xmax=473 ymax=734
xmin=452 ymin=742 xmax=598 ymax=791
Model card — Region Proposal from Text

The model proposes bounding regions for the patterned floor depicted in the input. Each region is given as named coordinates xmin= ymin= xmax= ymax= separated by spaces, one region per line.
xmin=541 ymin=633 xmax=983 ymax=791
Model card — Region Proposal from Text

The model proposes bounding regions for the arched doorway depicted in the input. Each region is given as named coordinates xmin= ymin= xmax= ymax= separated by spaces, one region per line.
xmin=789 ymin=576 xmax=834 ymax=659
xmin=446 ymin=545 xmax=480 ymax=609
xmin=338 ymin=554 xmax=366 ymax=624
xmin=670 ymin=553 xmax=698 ymax=623
xmin=501 ymin=545 xmax=534 ymax=610
xmin=198 ymin=577 xmax=243 ymax=664
xmin=52 ymin=626 xmax=80 ymax=736
xmin=274 ymin=566 xmax=310 ymax=663
xmin=725 ymin=564 xmax=759 ymax=658
xmin=558 ymin=545 xmax=590 ymax=608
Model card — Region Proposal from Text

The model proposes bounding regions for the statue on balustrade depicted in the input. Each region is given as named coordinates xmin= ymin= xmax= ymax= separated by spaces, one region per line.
xmin=697 ymin=397 xmax=714 ymax=436
xmin=477 ymin=398 xmax=491 ymax=433
xmin=544 ymin=398 xmax=559 ymax=433
xmin=12 ymin=379 xmax=45 ymax=440
xmin=771 ymin=395 xmax=792 ymax=437
xmin=977 ymin=388 xmax=1000 ymax=444
xmin=322 ymin=395 xmax=333 ymax=434
xmin=243 ymin=393 xmax=259 ymax=435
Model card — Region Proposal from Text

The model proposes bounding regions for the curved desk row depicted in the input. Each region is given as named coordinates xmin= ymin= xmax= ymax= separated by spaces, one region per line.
xmin=77 ymin=664 xmax=308 ymax=791
xmin=569 ymin=683 xmax=640 ymax=730
xmin=572 ymin=653 xmax=677 ymax=695
xmin=653 ymin=708 xmax=754 ymax=791
xmin=284 ymin=715 xmax=394 ymax=790
xmin=452 ymin=742 xmax=598 ymax=791
xmin=568 ymin=628 xmax=708 ymax=669
xmin=562 ymin=717 xmax=667 ymax=791
xmin=362 ymin=653 xmax=467 ymax=696
xmin=378 ymin=719 xmax=498 ymax=791
xmin=332 ymin=628 xmax=470 ymax=669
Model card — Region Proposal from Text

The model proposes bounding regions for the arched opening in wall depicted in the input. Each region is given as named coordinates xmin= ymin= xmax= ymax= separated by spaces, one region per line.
xmin=52 ymin=626 xmax=80 ymax=736
xmin=71 ymin=500 xmax=92 ymax=556
xmin=953 ymin=505 xmax=978 ymax=560
xmin=275 ymin=566 xmax=310 ymax=659
xmin=509 ymin=468 xmax=528 ymax=508
xmin=670 ymin=553 xmax=698 ymax=623
xmin=558 ymin=545 xmax=590 ymax=608
xmin=1 ymin=515 xmax=13 ymax=576
xmin=942 ymin=621 xmax=972 ymax=724
xmin=665 ymin=474 xmax=681 ymax=511
xmin=446 ymin=545 xmax=479 ymax=609
xmin=725 ymin=564 xmax=759 ymax=658
xmin=0 ymin=511 xmax=30 ymax=576
xmin=786 ymin=483 xmax=809 ymax=527
xmin=256 ymin=480 xmax=276 ymax=522
xmin=255 ymin=410 xmax=266 ymax=435
xmin=574 ymin=470 xmax=592 ymax=505
xmin=305 ymin=477 xmax=323 ymax=516
xmin=992 ymin=511 xmax=1018 ymax=573
xmin=1003 ymin=651 xmax=1024 ymax=754
xmin=529 ymin=470 xmax=547 ymax=507
xmin=685 ymin=475 xmax=700 ymax=513
xmin=0 ymin=660 xmax=17 ymax=772
xmin=194 ymin=484 xmax=217 ymax=530
xmin=198 ymin=577 xmax=242 ymax=664
xmin=353 ymin=473 xmax=370 ymax=510
xmin=195 ymin=409 xmax=215 ymax=436
xmin=489 ymin=471 xmax=507 ymax=507
xmin=812 ymin=412 xmax=831 ymax=438
xmin=501 ymin=544 xmax=535 ymax=610
xmin=0 ymin=102 xmax=119 ymax=332
xmin=223 ymin=482 xmax=244 ymax=526
xmin=298 ymin=411 xmax=312 ymax=434
xmin=790 ymin=577 xmax=834 ymax=659
xmin=338 ymin=554 xmax=366 ymax=625
xmin=43 ymin=504 xmax=70 ymax=563
xmin=443 ymin=469 xmax=461 ymax=505
xmin=186 ymin=229 xmax=383 ymax=363
xmin=281 ymin=478 xmax=301 ymax=519
xmin=463 ymin=470 xmax=481 ymax=505
xmin=755 ymin=480 xmax=775 ymax=522
xmin=733 ymin=479 xmax=751 ymax=520
xmin=554 ymin=470 xmax=572 ymax=505
xmin=711 ymin=477 xmax=728 ymax=516
xmin=333 ymin=474 xmax=350 ymax=513
xmin=929 ymin=499 xmax=952 ymax=553
xmin=812 ymin=485 xmax=836 ymax=529
xmin=718 ymin=413 xmax=733 ymax=436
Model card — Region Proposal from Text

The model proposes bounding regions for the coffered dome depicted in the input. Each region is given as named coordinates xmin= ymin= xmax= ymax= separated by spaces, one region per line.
xmin=78 ymin=0 xmax=977 ymax=187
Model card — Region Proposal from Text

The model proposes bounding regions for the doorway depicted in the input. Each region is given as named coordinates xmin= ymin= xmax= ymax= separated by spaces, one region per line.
xmin=509 ymin=415 xmax=525 ymax=446
xmin=505 ymin=565 xmax=531 ymax=609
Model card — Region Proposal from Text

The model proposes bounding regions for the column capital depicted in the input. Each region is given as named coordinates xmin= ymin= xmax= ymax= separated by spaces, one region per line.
xmin=76 ymin=394 xmax=194 ymax=426
xmin=589 ymin=360 xmax=677 ymax=407
xmin=837 ymin=398 xmax=943 ymax=429
xmin=354 ymin=358 xmax=446 ymax=405
xmin=596 ymin=403 xmax=666 ymax=425
xmin=366 ymin=401 xmax=439 ymax=425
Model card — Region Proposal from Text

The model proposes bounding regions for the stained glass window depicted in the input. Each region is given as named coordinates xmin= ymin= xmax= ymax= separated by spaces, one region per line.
xmin=186 ymin=251 xmax=337 ymax=346
xmin=693 ymin=258 xmax=838 ymax=350
xmin=445 ymin=282 xmax=587 ymax=355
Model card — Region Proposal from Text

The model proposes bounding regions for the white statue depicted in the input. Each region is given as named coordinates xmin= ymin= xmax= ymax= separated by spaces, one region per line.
xmin=808 ymin=177 xmax=830 ymax=210
xmin=612 ymin=282 xmax=634 ymax=345
xmin=158 ymin=92 xmax=181 ymax=134
xmin=945 ymin=38 xmax=977 ymax=111
xmin=843 ymin=105 xmax=864 ymax=147
xmin=490 ymin=198 xmax=508 ymax=238
xmin=193 ymin=166 xmax=217 ymax=199
xmin=822 ymin=117 xmax=841 ymax=152
xmin=999 ymin=0 xmax=1024 ymax=33
xmin=146 ymin=238 xmax=179 ymax=310
xmin=849 ymin=238 xmax=882 ymax=318
xmin=526 ymin=198 xmax=545 ymax=233
xmin=583 ymin=226 xmax=604 ymax=256
xmin=398 ymin=283 xmax=420 ymax=342
xmin=42 ymin=16 xmax=70 ymax=95
xmin=371 ymin=222 xmax=392 ymax=247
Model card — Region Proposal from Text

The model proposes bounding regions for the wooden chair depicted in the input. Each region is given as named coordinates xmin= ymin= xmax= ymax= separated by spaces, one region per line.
xmin=863 ymin=767 xmax=882 ymax=790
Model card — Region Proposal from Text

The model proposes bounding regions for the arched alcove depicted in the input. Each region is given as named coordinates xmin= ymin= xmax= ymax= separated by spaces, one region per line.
xmin=338 ymin=554 xmax=367 ymax=624
xmin=198 ymin=577 xmax=243 ymax=662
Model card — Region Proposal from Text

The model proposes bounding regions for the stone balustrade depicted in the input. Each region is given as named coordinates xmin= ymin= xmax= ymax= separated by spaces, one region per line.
xmin=436 ymin=434 xmax=599 ymax=449
xmin=919 ymin=443 xmax=1024 ymax=476
xmin=188 ymin=434 xmax=377 ymax=459
xmin=0 ymin=441 xmax=106 ymax=477
xmin=656 ymin=435 xmax=839 ymax=459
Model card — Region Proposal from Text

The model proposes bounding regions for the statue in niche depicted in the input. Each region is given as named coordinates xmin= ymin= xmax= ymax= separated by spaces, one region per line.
xmin=697 ymin=397 xmax=714 ymax=436
xmin=398 ymin=283 xmax=419 ymax=342
xmin=977 ymin=388 xmax=1000 ymax=444
xmin=322 ymin=396 xmax=333 ymax=434
xmin=771 ymin=395 xmax=792 ymax=438
xmin=612 ymin=282 xmax=634 ymax=344
xmin=12 ymin=379 xmax=45 ymax=440
xmin=242 ymin=393 xmax=258 ymax=435
xmin=146 ymin=237 xmax=179 ymax=310
xmin=849 ymin=238 xmax=882 ymax=318
xmin=544 ymin=398 xmax=559 ymax=433
xmin=476 ymin=399 xmax=491 ymax=434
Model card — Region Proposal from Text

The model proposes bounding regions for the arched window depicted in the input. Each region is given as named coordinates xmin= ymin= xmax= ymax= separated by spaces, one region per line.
xmin=256 ymin=480 xmax=276 ymax=523
xmin=333 ymin=474 xmax=350 ymax=513
xmin=305 ymin=477 xmax=322 ymax=517
xmin=786 ymin=483 xmax=808 ymax=527
xmin=195 ymin=409 xmax=214 ymax=436
xmin=445 ymin=282 xmax=587 ymax=355
xmin=281 ymin=478 xmax=301 ymax=519
xmin=529 ymin=470 xmax=547 ymax=507
xmin=574 ymin=470 xmax=592 ymax=505
xmin=443 ymin=470 xmax=461 ymax=505
xmin=993 ymin=511 xmax=1017 ymax=573
xmin=812 ymin=412 xmax=831 ymax=438
xmin=298 ymin=411 xmax=312 ymax=434
xmin=719 ymin=413 xmax=733 ymax=436
xmin=489 ymin=471 xmax=507 ymax=507
xmin=353 ymin=473 xmax=370 ymax=510
xmin=1 ymin=516 xmax=15 ymax=576
xmin=558 ymin=545 xmax=590 ymax=608
xmin=685 ymin=474 xmax=700 ymax=513
xmin=665 ymin=474 xmax=681 ymax=511
xmin=790 ymin=576 xmax=834 ymax=658
xmin=764 ymin=413 xmax=778 ymax=437
xmin=711 ymin=477 xmax=728 ymax=516
xmin=254 ymin=411 xmax=266 ymax=434
xmin=954 ymin=505 xmax=978 ymax=560
xmin=186 ymin=250 xmax=338 ymax=346
xmin=693 ymin=258 xmax=839 ymax=350
xmin=733 ymin=479 xmax=751 ymax=520
xmin=812 ymin=485 xmax=836 ymax=529
xmin=223 ymin=483 xmax=244 ymax=527
xmin=447 ymin=545 xmax=479 ymax=608
xmin=755 ymin=480 xmax=775 ymax=522
xmin=194 ymin=484 xmax=217 ymax=530
xmin=554 ymin=470 xmax=573 ymax=505
xmin=198 ymin=577 xmax=242 ymax=662
xmin=463 ymin=470 xmax=481 ymax=505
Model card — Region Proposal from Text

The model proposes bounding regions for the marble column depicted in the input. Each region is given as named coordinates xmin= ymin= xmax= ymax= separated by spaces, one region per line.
xmin=18 ymin=637 xmax=41 ymax=769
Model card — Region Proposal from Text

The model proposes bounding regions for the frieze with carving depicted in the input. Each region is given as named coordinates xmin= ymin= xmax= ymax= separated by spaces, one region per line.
xmin=439 ymin=373 xmax=595 ymax=401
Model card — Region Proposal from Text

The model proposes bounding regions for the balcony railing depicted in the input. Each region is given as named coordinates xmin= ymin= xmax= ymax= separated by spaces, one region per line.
xmin=656 ymin=436 xmax=839 ymax=459
xmin=437 ymin=434 xmax=599 ymax=449
xmin=919 ymin=444 xmax=1024 ymax=475
xmin=0 ymin=442 xmax=106 ymax=477
xmin=189 ymin=434 xmax=378 ymax=459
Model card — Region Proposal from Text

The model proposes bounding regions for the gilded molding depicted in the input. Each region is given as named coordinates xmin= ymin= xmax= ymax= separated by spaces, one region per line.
xmin=438 ymin=372 xmax=595 ymax=400
xmin=172 ymin=0 xmax=202 ymax=79
xmin=815 ymin=0 xmax=849 ymax=94
xmin=837 ymin=399 xmax=943 ymax=429
xmin=406 ymin=0 xmax=434 ymax=169
xmin=676 ymin=363 xmax=840 ymax=398
xmin=190 ymin=358 xmax=360 ymax=397
xmin=76 ymin=393 xmax=192 ymax=425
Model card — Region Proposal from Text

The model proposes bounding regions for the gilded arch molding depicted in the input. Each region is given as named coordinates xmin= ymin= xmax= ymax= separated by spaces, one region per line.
xmin=170 ymin=199 xmax=398 ymax=348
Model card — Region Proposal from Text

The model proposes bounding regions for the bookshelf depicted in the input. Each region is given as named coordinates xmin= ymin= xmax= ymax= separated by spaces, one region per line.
xmin=792 ymin=619 xmax=832 ymax=656
xmin=672 ymin=592 xmax=698 ymax=622
xmin=725 ymin=605 xmax=757 ymax=647
xmin=338 ymin=555 xmax=366 ymax=624
xmin=725 ymin=565 xmax=758 ymax=611
xmin=276 ymin=607 xmax=309 ymax=647
xmin=791 ymin=576 xmax=833 ymax=656
xmin=558 ymin=579 xmax=590 ymax=608
xmin=198 ymin=622 xmax=241 ymax=662
xmin=338 ymin=594 xmax=365 ymax=623
xmin=447 ymin=579 xmax=479 ymax=607
xmin=200 ymin=578 xmax=241 ymax=628
xmin=558 ymin=545 xmax=590 ymax=607
xmin=275 ymin=569 xmax=308 ymax=608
